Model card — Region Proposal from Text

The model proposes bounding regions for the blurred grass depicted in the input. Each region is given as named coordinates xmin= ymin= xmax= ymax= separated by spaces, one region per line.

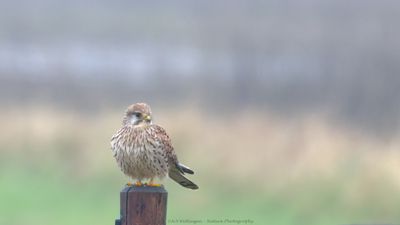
xmin=1 ymin=105 xmax=400 ymax=225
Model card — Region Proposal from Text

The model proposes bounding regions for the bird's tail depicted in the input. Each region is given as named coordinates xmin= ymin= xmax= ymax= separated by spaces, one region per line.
xmin=169 ymin=163 xmax=198 ymax=190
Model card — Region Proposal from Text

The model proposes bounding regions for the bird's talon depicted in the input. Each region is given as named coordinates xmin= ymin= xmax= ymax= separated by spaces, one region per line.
xmin=127 ymin=182 xmax=133 ymax=186
xmin=134 ymin=181 xmax=143 ymax=186
xmin=148 ymin=182 xmax=161 ymax=187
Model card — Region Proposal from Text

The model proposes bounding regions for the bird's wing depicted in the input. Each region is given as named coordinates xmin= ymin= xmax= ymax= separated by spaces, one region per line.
xmin=149 ymin=124 xmax=177 ymax=163
xmin=150 ymin=124 xmax=198 ymax=190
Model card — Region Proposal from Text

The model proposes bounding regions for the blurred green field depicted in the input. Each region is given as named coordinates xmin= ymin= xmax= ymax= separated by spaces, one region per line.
xmin=1 ymin=105 xmax=400 ymax=225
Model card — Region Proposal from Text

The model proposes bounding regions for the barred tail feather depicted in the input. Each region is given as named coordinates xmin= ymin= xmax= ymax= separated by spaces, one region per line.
xmin=177 ymin=163 xmax=194 ymax=174
xmin=169 ymin=166 xmax=198 ymax=190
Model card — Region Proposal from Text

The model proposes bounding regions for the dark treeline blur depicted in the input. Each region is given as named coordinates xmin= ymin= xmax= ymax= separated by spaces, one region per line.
xmin=0 ymin=0 xmax=399 ymax=134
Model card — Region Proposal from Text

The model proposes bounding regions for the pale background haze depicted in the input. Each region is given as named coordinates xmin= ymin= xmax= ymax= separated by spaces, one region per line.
xmin=1 ymin=1 xmax=400 ymax=225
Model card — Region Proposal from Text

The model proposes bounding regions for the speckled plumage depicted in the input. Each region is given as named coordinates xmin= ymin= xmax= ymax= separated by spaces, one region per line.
xmin=111 ymin=103 xmax=198 ymax=189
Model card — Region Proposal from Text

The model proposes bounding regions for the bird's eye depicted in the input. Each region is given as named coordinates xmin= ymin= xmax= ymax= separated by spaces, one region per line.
xmin=133 ymin=112 xmax=141 ymax=118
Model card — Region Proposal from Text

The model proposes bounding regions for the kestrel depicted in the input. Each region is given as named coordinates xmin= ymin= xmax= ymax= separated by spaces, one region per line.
xmin=111 ymin=103 xmax=198 ymax=190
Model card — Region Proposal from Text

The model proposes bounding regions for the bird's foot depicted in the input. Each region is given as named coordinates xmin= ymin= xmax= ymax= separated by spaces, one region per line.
xmin=126 ymin=182 xmax=133 ymax=187
xmin=134 ymin=181 xmax=143 ymax=186
xmin=147 ymin=181 xmax=161 ymax=187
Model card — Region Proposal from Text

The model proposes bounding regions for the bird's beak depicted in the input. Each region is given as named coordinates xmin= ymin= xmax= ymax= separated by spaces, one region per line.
xmin=143 ymin=114 xmax=151 ymax=122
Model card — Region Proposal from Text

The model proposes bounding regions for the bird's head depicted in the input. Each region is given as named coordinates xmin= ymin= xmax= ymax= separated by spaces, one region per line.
xmin=123 ymin=103 xmax=152 ymax=126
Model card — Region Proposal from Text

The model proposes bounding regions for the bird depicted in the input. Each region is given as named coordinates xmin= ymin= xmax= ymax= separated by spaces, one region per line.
xmin=110 ymin=103 xmax=198 ymax=190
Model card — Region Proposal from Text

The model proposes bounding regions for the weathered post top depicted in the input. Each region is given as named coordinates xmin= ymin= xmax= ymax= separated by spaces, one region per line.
xmin=116 ymin=185 xmax=168 ymax=225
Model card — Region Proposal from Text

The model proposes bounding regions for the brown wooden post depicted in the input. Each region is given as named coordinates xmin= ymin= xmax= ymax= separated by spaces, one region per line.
xmin=115 ymin=185 xmax=168 ymax=225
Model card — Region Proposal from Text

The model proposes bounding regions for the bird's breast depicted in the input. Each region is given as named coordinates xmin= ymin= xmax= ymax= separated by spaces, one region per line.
xmin=111 ymin=127 xmax=169 ymax=179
